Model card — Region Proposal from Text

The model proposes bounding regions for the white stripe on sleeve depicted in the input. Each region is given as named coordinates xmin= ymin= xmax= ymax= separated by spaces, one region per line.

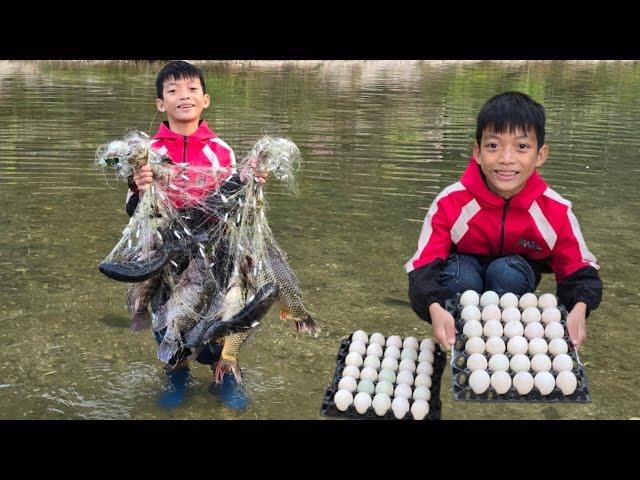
xmin=202 ymin=144 xmax=221 ymax=170
xmin=450 ymin=199 xmax=481 ymax=244
xmin=528 ymin=200 xmax=557 ymax=250
xmin=211 ymin=138 xmax=236 ymax=166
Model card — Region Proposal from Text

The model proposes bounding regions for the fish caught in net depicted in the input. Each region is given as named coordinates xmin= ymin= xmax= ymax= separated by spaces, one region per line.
xmin=96 ymin=131 xmax=319 ymax=381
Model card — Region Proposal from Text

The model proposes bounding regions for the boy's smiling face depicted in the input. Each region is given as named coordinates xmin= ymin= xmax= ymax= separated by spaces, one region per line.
xmin=156 ymin=75 xmax=210 ymax=129
xmin=472 ymin=127 xmax=548 ymax=199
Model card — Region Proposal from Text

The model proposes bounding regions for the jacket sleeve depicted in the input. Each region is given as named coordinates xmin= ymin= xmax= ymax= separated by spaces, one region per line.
xmin=556 ymin=266 xmax=602 ymax=317
xmin=549 ymin=205 xmax=602 ymax=316
xmin=405 ymin=194 xmax=455 ymax=323
xmin=408 ymin=258 xmax=452 ymax=323
xmin=125 ymin=175 xmax=139 ymax=217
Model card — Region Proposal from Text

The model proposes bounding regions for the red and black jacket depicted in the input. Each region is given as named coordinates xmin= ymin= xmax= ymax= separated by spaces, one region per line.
xmin=406 ymin=158 xmax=603 ymax=322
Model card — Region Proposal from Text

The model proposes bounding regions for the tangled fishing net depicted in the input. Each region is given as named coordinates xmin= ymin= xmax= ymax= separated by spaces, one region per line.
xmin=96 ymin=131 xmax=319 ymax=381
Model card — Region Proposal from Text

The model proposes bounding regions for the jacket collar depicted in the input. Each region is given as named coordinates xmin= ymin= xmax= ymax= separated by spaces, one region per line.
xmin=460 ymin=157 xmax=548 ymax=209
xmin=153 ymin=119 xmax=217 ymax=143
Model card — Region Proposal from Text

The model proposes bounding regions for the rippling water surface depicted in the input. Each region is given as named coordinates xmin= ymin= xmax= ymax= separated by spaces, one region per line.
xmin=1 ymin=60 xmax=639 ymax=419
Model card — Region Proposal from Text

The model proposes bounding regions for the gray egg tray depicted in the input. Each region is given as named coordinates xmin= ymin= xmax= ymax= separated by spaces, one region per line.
xmin=446 ymin=296 xmax=592 ymax=403
xmin=320 ymin=334 xmax=445 ymax=420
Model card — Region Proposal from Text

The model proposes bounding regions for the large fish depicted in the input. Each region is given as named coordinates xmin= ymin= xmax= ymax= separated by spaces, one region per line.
xmin=262 ymin=244 xmax=320 ymax=337
xmin=156 ymin=257 xmax=214 ymax=363
xmin=125 ymin=275 xmax=162 ymax=331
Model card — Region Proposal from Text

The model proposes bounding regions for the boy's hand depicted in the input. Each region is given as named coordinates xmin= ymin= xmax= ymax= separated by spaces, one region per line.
xmin=429 ymin=303 xmax=457 ymax=351
xmin=240 ymin=157 xmax=267 ymax=184
xmin=566 ymin=302 xmax=587 ymax=351
xmin=133 ymin=164 xmax=154 ymax=191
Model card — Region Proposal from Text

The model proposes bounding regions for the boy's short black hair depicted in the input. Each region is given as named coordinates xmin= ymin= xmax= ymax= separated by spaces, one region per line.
xmin=476 ymin=92 xmax=545 ymax=150
xmin=156 ymin=61 xmax=206 ymax=99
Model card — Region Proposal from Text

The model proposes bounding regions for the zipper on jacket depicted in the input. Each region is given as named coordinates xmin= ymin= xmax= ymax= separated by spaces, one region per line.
xmin=182 ymin=136 xmax=188 ymax=163
xmin=498 ymin=198 xmax=511 ymax=256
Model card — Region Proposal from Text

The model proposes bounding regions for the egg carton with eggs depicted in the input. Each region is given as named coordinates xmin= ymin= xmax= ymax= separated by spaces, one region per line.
xmin=320 ymin=332 xmax=446 ymax=420
xmin=445 ymin=291 xmax=591 ymax=403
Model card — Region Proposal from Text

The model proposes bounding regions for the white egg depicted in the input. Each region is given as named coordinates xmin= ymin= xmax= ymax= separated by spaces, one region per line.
xmin=534 ymin=371 xmax=556 ymax=395
xmin=548 ymin=338 xmax=569 ymax=356
xmin=413 ymin=385 xmax=431 ymax=401
xmin=403 ymin=336 xmax=419 ymax=350
xmin=538 ymin=293 xmax=558 ymax=310
xmin=552 ymin=353 xmax=574 ymax=373
xmin=375 ymin=380 xmax=394 ymax=396
xmin=541 ymin=307 xmax=561 ymax=324
xmin=524 ymin=322 xmax=545 ymax=340
xmin=510 ymin=353 xmax=531 ymax=373
xmin=465 ymin=337 xmax=485 ymax=355
xmin=528 ymin=337 xmax=549 ymax=356
xmin=338 ymin=376 xmax=357 ymax=393
xmin=418 ymin=349 xmax=435 ymax=364
xmin=391 ymin=396 xmax=410 ymax=419
xmin=372 ymin=392 xmax=392 ymax=416
xmin=503 ymin=321 xmax=524 ymax=338
xmin=349 ymin=340 xmax=367 ymax=356
xmin=352 ymin=330 xmax=368 ymax=344
xmin=530 ymin=353 xmax=552 ymax=373
xmin=491 ymin=370 xmax=512 ymax=394
xmin=461 ymin=305 xmax=482 ymax=323
xmin=360 ymin=366 xmax=379 ymax=382
xmin=513 ymin=371 xmax=535 ymax=395
xmin=399 ymin=358 xmax=416 ymax=373
xmin=460 ymin=289 xmax=480 ymax=307
xmin=484 ymin=320 xmax=504 ymax=338
xmin=369 ymin=332 xmax=386 ymax=347
xmin=396 ymin=370 xmax=414 ymax=386
xmin=334 ymin=389 xmax=353 ymax=411
xmin=353 ymin=391 xmax=372 ymax=414
xmin=400 ymin=348 xmax=418 ymax=362
xmin=519 ymin=292 xmax=538 ymax=309
xmin=380 ymin=356 xmax=398 ymax=371
xmin=469 ymin=369 xmax=491 ymax=394
xmin=345 ymin=352 xmax=363 ymax=368
xmin=377 ymin=368 xmax=396 ymax=384
xmin=394 ymin=383 xmax=413 ymax=399
xmin=467 ymin=353 xmax=488 ymax=371
xmin=342 ymin=365 xmax=360 ymax=380
xmin=485 ymin=336 xmax=506 ymax=355
xmin=410 ymin=399 xmax=430 ymax=420
xmin=501 ymin=306 xmax=521 ymax=324
xmin=357 ymin=379 xmax=375 ymax=395
xmin=463 ymin=319 xmax=484 ymax=338
xmin=500 ymin=292 xmax=519 ymax=309
xmin=386 ymin=335 xmax=403 ymax=349
xmin=556 ymin=370 xmax=578 ymax=395
xmin=416 ymin=361 xmax=434 ymax=376
xmin=366 ymin=342 xmax=383 ymax=358
xmin=363 ymin=355 xmax=381 ymax=370
xmin=488 ymin=353 xmax=510 ymax=372
xmin=480 ymin=290 xmax=500 ymax=307
xmin=481 ymin=304 xmax=502 ymax=322
xmin=419 ymin=338 xmax=436 ymax=353
xmin=414 ymin=373 xmax=432 ymax=388
xmin=383 ymin=345 xmax=401 ymax=360
xmin=507 ymin=336 xmax=529 ymax=355
xmin=521 ymin=307 xmax=542 ymax=324
xmin=545 ymin=322 xmax=565 ymax=340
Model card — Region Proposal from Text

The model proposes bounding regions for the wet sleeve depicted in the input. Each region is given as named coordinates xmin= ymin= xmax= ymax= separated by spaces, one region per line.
xmin=408 ymin=258 xmax=451 ymax=323
xmin=556 ymin=266 xmax=603 ymax=317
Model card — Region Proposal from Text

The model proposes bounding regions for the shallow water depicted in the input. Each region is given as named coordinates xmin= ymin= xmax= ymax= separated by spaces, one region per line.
xmin=1 ymin=60 xmax=639 ymax=419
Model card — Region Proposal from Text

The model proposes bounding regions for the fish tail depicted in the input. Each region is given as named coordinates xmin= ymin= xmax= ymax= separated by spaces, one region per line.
xmin=131 ymin=309 xmax=151 ymax=331
xmin=157 ymin=336 xmax=179 ymax=363
xmin=295 ymin=314 xmax=321 ymax=338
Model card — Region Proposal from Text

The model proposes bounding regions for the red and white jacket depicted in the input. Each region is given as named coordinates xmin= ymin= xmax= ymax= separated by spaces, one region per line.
xmin=126 ymin=120 xmax=238 ymax=211
xmin=406 ymin=158 xmax=602 ymax=321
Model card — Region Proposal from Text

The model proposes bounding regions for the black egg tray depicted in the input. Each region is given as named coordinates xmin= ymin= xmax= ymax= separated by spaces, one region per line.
xmin=445 ymin=297 xmax=591 ymax=403
xmin=320 ymin=334 xmax=445 ymax=420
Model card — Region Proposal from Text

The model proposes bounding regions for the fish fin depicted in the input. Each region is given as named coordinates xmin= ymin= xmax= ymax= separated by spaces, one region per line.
xmin=214 ymin=359 xmax=241 ymax=384
xmin=131 ymin=310 xmax=151 ymax=331
xmin=295 ymin=315 xmax=321 ymax=338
